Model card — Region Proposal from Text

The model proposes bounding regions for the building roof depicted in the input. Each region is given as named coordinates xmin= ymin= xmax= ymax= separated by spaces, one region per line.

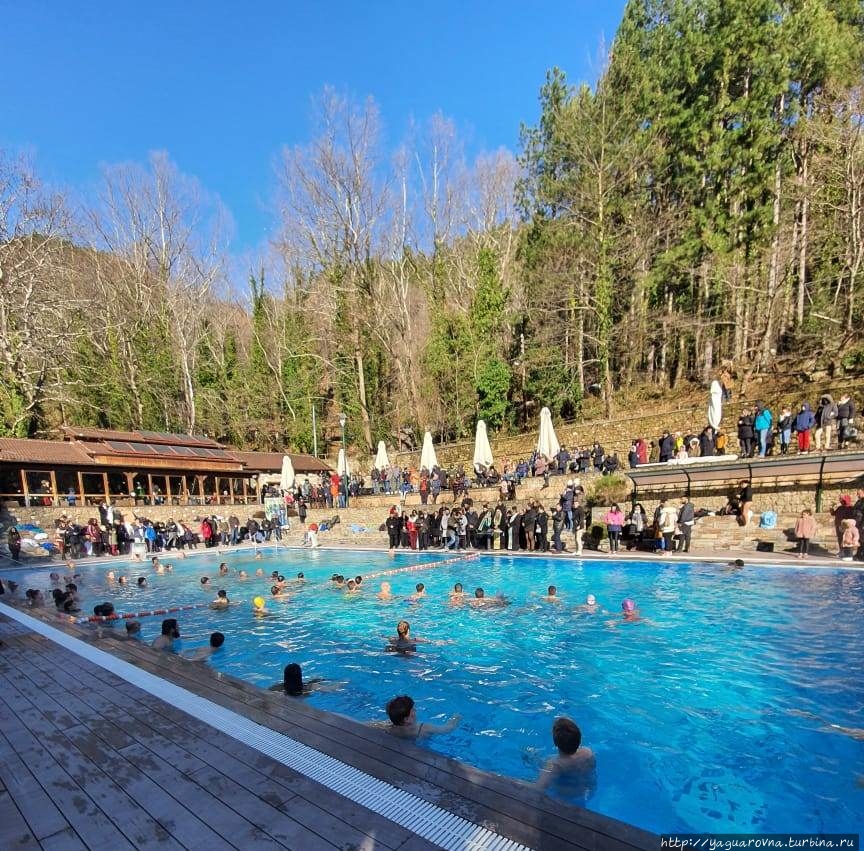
xmin=232 ymin=450 xmax=331 ymax=474
xmin=0 ymin=438 xmax=92 ymax=466
xmin=61 ymin=426 xmax=222 ymax=448
xmin=0 ymin=432 xmax=331 ymax=475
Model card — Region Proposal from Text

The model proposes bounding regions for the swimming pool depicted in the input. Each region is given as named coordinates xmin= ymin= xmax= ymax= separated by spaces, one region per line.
xmin=4 ymin=548 xmax=863 ymax=835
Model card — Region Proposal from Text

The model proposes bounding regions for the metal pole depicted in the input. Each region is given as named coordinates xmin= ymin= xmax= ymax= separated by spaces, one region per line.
xmin=312 ymin=404 xmax=318 ymax=457
xmin=341 ymin=420 xmax=349 ymax=508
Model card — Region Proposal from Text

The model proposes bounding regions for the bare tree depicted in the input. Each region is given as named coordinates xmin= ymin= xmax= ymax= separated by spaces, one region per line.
xmin=276 ymin=89 xmax=389 ymax=451
xmin=0 ymin=152 xmax=77 ymax=435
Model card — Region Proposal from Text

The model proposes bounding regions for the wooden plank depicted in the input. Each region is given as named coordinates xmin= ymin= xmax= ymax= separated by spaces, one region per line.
xmin=21 ymin=649 xmax=412 ymax=851
xmin=186 ymin=763 xmax=355 ymax=851
xmin=39 ymin=827 xmax=89 ymax=851
xmin=0 ymin=789 xmax=41 ymax=850
xmin=0 ymin=733 xmax=69 ymax=840
xmin=0 ymin=728 xmax=135 ymax=851
xmin=55 ymin=724 xmax=188 ymax=851
xmin=118 ymin=740 xmax=295 ymax=851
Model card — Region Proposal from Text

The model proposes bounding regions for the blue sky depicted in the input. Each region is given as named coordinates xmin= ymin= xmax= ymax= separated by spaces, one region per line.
xmin=2 ymin=0 xmax=626 ymax=250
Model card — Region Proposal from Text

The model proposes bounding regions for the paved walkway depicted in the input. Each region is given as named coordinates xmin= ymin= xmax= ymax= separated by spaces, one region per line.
xmin=0 ymin=611 xmax=656 ymax=851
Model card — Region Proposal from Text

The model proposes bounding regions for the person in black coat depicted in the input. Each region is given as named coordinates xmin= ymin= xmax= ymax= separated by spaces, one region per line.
xmin=698 ymin=427 xmax=715 ymax=458
xmin=836 ymin=394 xmax=856 ymax=449
xmin=658 ymin=431 xmax=675 ymax=463
xmin=737 ymin=408 xmax=755 ymax=457
xmin=536 ymin=506 xmax=549 ymax=552
xmin=385 ymin=511 xmax=401 ymax=549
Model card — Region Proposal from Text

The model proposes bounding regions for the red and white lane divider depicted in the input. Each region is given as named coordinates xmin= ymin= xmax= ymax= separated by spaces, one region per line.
xmin=364 ymin=552 xmax=479 ymax=582
xmin=73 ymin=601 xmax=212 ymax=624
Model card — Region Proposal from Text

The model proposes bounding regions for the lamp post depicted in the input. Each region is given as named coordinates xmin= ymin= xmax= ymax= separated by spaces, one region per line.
xmin=339 ymin=413 xmax=348 ymax=508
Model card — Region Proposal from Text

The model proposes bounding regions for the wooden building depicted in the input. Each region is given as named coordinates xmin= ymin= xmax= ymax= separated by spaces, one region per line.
xmin=0 ymin=427 xmax=330 ymax=507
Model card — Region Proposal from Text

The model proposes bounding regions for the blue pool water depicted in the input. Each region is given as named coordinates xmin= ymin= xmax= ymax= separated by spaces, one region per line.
xmin=3 ymin=549 xmax=863 ymax=835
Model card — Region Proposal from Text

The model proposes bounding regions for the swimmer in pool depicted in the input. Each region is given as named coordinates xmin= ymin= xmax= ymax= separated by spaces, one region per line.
xmin=151 ymin=618 xmax=180 ymax=651
xmin=575 ymin=594 xmax=599 ymax=614
xmin=384 ymin=695 xmax=460 ymax=740
xmin=345 ymin=579 xmax=360 ymax=594
xmin=270 ymin=585 xmax=290 ymax=600
xmin=252 ymin=596 xmax=268 ymax=615
xmin=267 ymin=663 xmax=343 ymax=696
xmin=184 ymin=632 xmax=225 ymax=662
xmin=449 ymin=582 xmax=467 ymax=604
xmin=386 ymin=620 xmax=429 ymax=652
xmin=332 ymin=575 xmax=345 ymax=590
xmin=470 ymin=587 xmax=509 ymax=608
xmin=117 ymin=576 xmax=127 ymax=585
xmin=254 ymin=551 xmax=263 ymax=560
xmin=151 ymin=557 xmax=160 ymax=569
xmin=607 ymin=598 xmax=644 ymax=626
xmin=137 ymin=577 xmax=147 ymax=588
xmin=294 ymin=572 xmax=305 ymax=583
xmin=541 ymin=585 xmax=561 ymax=603
xmin=211 ymin=589 xmax=230 ymax=609
xmin=377 ymin=582 xmax=393 ymax=601
xmin=408 ymin=582 xmax=426 ymax=601
xmin=219 ymin=563 xmax=229 ymax=576
xmin=106 ymin=571 xmax=115 ymax=581
xmin=238 ymin=570 xmax=248 ymax=579
xmin=725 ymin=559 xmax=745 ymax=571
xmin=200 ymin=576 xmax=211 ymax=589
xmin=255 ymin=568 xmax=265 ymax=577
xmin=164 ymin=563 xmax=173 ymax=573
xmin=536 ymin=716 xmax=596 ymax=792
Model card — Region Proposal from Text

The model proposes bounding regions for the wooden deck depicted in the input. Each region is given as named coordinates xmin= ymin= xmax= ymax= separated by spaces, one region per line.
xmin=0 ymin=610 xmax=658 ymax=851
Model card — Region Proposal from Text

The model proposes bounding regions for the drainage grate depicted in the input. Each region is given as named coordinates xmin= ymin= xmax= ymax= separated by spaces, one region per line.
xmin=0 ymin=602 xmax=533 ymax=851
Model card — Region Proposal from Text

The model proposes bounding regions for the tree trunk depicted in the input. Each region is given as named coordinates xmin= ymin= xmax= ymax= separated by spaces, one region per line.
xmin=796 ymin=152 xmax=809 ymax=328
xmin=353 ymin=329 xmax=373 ymax=451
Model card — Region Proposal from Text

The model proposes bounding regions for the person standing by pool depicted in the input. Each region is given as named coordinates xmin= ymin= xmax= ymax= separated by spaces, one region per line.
xmin=840 ymin=518 xmax=859 ymax=561
xmin=677 ymin=497 xmax=695 ymax=553
xmin=603 ymin=504 xmax=624 ymax=553
xmin=794 ymin=509 xmax=817 ymax=558
xmin=536 ymin=717 xmax=596 ymax=792
xmin=384 ymin=695 xmax=460 ymax=740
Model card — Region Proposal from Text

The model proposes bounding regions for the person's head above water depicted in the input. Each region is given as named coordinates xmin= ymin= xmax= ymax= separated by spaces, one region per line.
xmin=552 ymin=717 xmax=583 ymax=755
xmin=622 ymin=599 xmax=636 ymax=613
xmin=200 ymin=576 xmax=210 ymax=585
xmin=209 ymin=632 xmax=225 ymax=648
xmin=415 ymin=582 xmax=425 ymax=593
xmin=475 ymin=588 xmax=485 ymax=599
xmin=253 ymin=596 xmax=266 ymax=610
xmin=453 ymin=582 xmax=463 ymax=593
xmin=346 ymin=579 xmax=356 ymax=590
xmin=586 ymin=594 xmax=597 ymax=606
xmin=160 ymin=618 xmax=180 ymax=638
xmin=396 ymin=620 xmax=410 ymax=637
xmin=386 ymin=694 xmax=415 ymax=726
xmin=283 ymin=663 xmax=304 ymax=695
xmin=547 ymin=585 xmax=557 ymax=596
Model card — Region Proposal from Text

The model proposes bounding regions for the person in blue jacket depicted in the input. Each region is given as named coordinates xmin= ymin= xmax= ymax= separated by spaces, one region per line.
xmin=794 ymin=402 xmax=815 ymax=453
xmin=754 ymin=403 xmax=773 ymax=457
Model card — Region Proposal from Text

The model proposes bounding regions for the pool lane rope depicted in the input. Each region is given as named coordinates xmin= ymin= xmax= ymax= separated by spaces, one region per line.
xmin=0 ymin=601 xmax=533 ymax=851
xmin=364 ymin=552 xmax=479 ymax=582
xmin=73 ymin=601 xmax=213 ymax=625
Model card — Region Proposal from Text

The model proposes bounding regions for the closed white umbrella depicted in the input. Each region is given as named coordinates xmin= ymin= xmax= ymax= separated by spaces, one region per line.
xmin=473 ymin=420 xmax=493 ymax=470
xmin=708 ymin=380 xmax=723 ymax=430
xmin=419 ymin=430 xmax=438 ymax=471
xmin=337 ymin=448 xmax=350 ymax=477
xmin=374 ymin=440 xmax=390 ymax=471
xmin=536 ymin=407 xmax=561 ymax=460
xmin=279 ymin=455 xmax=295 ymax=491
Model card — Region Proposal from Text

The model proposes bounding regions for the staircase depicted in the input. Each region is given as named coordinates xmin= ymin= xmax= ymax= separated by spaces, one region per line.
xmin=691 ymin=512 xmax=836 ymax=555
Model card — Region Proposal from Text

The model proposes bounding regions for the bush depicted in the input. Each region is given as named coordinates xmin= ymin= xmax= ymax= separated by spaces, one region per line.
xmin=587 ymin=473 xmax=631 ymax=506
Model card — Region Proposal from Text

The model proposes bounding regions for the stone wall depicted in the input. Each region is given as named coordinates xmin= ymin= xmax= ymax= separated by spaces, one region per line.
xmin=392 ymin=377 xmax=864 ymax=473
